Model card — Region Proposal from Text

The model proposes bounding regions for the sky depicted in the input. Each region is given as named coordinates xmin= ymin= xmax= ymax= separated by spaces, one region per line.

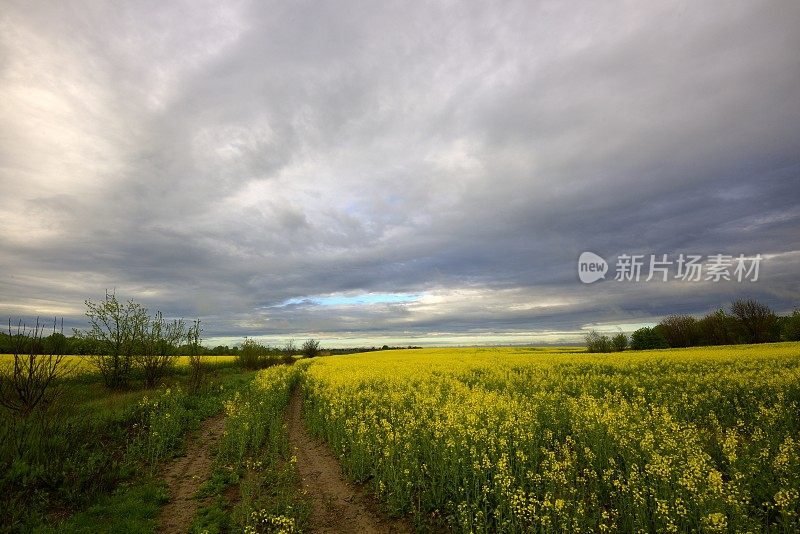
xmin=1 ymin=1 xmax=799 ymax=347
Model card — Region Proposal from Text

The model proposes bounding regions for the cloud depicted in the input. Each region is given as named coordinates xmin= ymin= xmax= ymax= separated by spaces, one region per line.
xmin=1 ymin=0 xmax=799 ymax=345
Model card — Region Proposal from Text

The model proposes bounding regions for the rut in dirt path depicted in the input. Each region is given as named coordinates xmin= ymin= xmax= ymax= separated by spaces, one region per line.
xmin=159 ymin=414 xmax=226 ymax=534
xmin=288 ymin=389 xmax=412 ymax=534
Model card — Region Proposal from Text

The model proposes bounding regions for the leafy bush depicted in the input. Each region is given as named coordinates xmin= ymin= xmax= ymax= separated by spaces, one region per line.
xmin=302 ymin=339 xmax=320 ymax=358
xmin=781 ymin=309 xmax=800 ymax=341
xmin=84 ymin=292 xmax=148 ymax=389
xmin=136 ymin=312 xmax=185 ymax=388
xmin=584 ymin=330 xmax=612 ymax=353
xmin=658 ymin=314 xmax=699 ymax=348
xmin=611 ymin=332 xmax=628 ymax=351
xmin=730 ymin=298 xmax=778 ymax=344
xmin=697 ymin=309 xmax=736 ymax=346
xmin=238 ymin=338 xmax=263 ymax=370
xmin=629 ymin=327 xmax=669 ymax=350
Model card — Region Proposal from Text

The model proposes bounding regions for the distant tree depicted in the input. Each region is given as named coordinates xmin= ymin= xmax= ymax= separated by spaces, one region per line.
xmin=658 ymin=314 xmax=699 ymax=348
xmin=585 ymin=330 xmax=612 ymax=353
xmin=781 ymin=309 xmax=800 ymax=341
xmin=629 ymin=327 xmax=668 ymax=350
xmin=42 ymin=331 xmax=68 ymax=355
xmin=302 ymin=338 xmax=321 ymax=358
xmin=84 ymin=292 xmax=148 ymax=389
xmin=730 ymin=299 xmax=777 ymax=344
xmin=696 ymin=309 xmax=736 ymax=346
xmin=210 ymin=345 xmax=232 ymax=356
xmin=611 ymin=332 xmax=628 ymax=352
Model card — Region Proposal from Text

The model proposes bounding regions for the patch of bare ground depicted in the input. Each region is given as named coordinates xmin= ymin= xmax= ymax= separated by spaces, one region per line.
xmin=288 ymin=389 xmax=412 ymax=534
xmin=159 ymin=414 xmax=226 ymax=533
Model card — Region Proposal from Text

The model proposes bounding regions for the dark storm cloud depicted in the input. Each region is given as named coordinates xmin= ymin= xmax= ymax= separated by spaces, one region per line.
xmin=1 ymin=0 xmax=799 ymax=345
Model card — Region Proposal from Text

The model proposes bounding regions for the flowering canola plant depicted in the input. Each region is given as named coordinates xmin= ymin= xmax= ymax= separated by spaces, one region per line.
xmin=301 ymin=343 xmax=800 ymax=532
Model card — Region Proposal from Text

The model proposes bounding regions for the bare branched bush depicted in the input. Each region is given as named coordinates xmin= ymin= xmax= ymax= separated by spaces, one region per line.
xmin=84 ymin=292 xmax=148 ymax=389
xmin=0 ymin=318 xmax=69 ymax=417
xmin=187 ymin=319 xmax=203 ymax=393
xmin=137 ymin=311 xmax=185 ymax=388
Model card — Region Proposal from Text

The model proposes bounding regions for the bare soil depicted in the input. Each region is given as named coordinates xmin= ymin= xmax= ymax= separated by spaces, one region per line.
xmin=159 ymin=414 xmax=226 ymax=533
xmin=287 ymin=389 xmax=412 ymax=533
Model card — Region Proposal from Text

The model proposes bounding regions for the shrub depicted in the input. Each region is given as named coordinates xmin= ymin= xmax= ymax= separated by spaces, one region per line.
xmin=239 ymin=338 xmax=264 ymax=370
xmin=0 ymin=318 xmax=69 ymax=416
xmin=84 ymin=292 xmax=147 ymax=389
xmin=781 ymin=309 xmax=800 ymax=341
xmin=584 ymin=330 xmax=612 ymax=353
xmin=136 ymin=312 xmax=185 ymax=388
xmin=611 ymin=332 xmax=628 ymax=352
xmin=302 ymin=339 xmax=320 ymax=358
xmin=187 ymin=319 xmax=203 ymax=393
xmin=658 ymin=314 xmax=699 ymax=348
xmin=629 ymin=327 xmax=668 ymax=350
xmin=730 ymin=298 xmax=777 ymax=344
xmin=696 ymin=309 xmax=736 ymax=345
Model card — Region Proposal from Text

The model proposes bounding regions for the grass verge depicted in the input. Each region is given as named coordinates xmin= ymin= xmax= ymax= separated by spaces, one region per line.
xmin=190 ymin=364 xmax=310 ymax=534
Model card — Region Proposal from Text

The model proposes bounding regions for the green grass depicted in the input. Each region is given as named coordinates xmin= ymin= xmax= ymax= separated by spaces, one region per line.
xmin=1 ymin=360 xmax=311 ymax=533
xmin=35 ymin=479 xmax=169 ymax=534
xmin=194 ymin=365 xmax=310 ymax=534
xmin=1 ymin=363 xmax=255 ymax=533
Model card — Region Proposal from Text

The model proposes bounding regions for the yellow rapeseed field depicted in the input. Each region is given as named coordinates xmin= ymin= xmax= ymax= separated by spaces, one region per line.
xmin=300 ymin=343 xmax=800 ymax=532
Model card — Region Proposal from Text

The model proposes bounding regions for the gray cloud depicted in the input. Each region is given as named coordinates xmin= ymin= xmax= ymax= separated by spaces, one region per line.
xmin=1 ymin=0 xmax=799 ymax=346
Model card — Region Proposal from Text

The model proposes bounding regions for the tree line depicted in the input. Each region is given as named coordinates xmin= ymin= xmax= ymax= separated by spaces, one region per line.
xmin=1 ymin=291 xmax=328 ymax=408
xmin=586 ymin=298 xmax=800 ymax=352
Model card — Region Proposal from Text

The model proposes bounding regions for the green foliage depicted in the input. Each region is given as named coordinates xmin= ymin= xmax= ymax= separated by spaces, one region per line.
xmin=39 ymin=480 xmax=169 ymax=533
xmin=781 ymin=310 xmax=800 ymax=341
xmin=190 ymin=496 xmax=231 ymax=534
xmin=302 ymin=338 xmax=320 ymax=358
xmin=237 ymin=338 xmax=287 ymax=370
xmin=658 ymin=314 xmax=699 ymax=348
xmin=206 ymin=365 xmax=308 ymax=534
xmin=611 ymin=332 xmax=628 ymax=351
xmin=584 ymin=330 xmax=612 ymax=353
xmin=136 ymin=311 xmax=185 ymax=388
xmin=84 ymin=291 xmax=148 ymax=389
xmin=0 ymin=366 xmax=248 ymax=530
xmin=730 ymin=298 xmax=778 ymax=344
xmin=697 ymin=309 xmax=737 ymax=346
xmin=238 ymin=338 xmax=265 ymax=370
xmin=218 ymin=366 xmax=298 ymax=467
xmin=630 ymin=326 xmax=669 ymax=350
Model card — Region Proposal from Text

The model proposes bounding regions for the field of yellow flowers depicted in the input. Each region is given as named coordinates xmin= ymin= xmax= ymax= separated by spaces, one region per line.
xmin=300 ymin=343 xmax=800 ymax=532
